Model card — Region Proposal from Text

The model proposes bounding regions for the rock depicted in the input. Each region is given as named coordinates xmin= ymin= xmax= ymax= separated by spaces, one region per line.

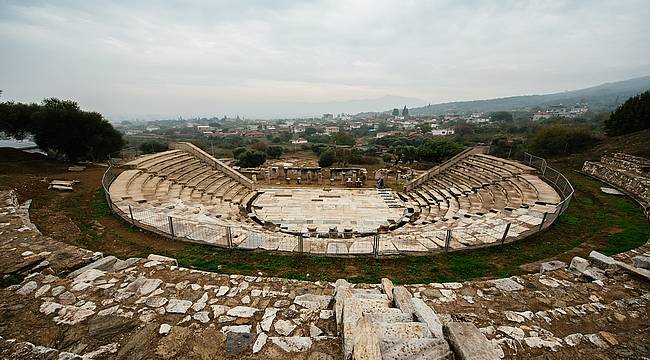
xmin=632 ymin=255 xmax=650 ymax=270
xmin=58 ymin=291 xmax=77 ymax=305
xmin=223 ymin=325 xmax=252 ymax=333
xmin=352 ymin=316 xmax=381 ymax=359
xmin=523 ymin=337 xmax=562 ymax=351
xmin=587 ymin=333 xmax=609 ymax=348
xmin=598 ymin=331 xmax=619 ymax=346
xmin=16 ymin=281 xmax=38 ymax=295
xmin=308 ymin=352 xmax=335 ymax=360
xmin=581 ymin=267 xmax=607 ymax=281
xmin=193 ymin=311 xmax=210 ymax=323
xmin=588 ymin=251 xmax=618 ymax=271
xmin=497 ymin=326 xmax=525 ymax=340
xmin=270 ymin=337 xmax=312 ymax=352
xmin=412 ymin=298 xmax=444 ymax=338
xmin=145 ymin=297 xmax=168 ymax=308
xmin=490 ymin=278 xmax=524 ymax=292
xmin=274 ymin=319 xmax=297 ymax=336
xmin=211 ymin=305 xmax=230 ymax=318
xmin=40 ymin=302 xmax=63 ymax=315
xmin=293 ymin=294 xmax=332 ymax=310
xmin=253 ymin=333 xmax=268 ymax=353
xmin=309 ymin=324 xmax=323 ymax=337
xmin=504 ymin=311 xmax=525 ymax=323
xmin=564 ymin=333 xmax=584 ymax=346
xmin=241 ymin=295 xmax=250 ymax=304
xmin=319 ymin=310 xmax=334 ymax=319
xmin=381 ymin=278 xmax=394 ymax=301
xmin=51 ymin=285 xmax=66 ymax=296
xmin=124 ymin=277 xmax=163 ymax=296
xmin=147 ymin=254 xmax=177 ymax=265
xmin=445 ymin=322 xmax=501 ymax=360
xmin=165 ymin=299 xmax=193 ymax=314
xmin=569 ymin=257 xmax=590 ymax=274
xmin=539 ymin=260 xmax=566 ymax=273
xmin=225 ymin=332 xmax=255 ymax=355
xmin=68 ymin=256 xmax=118 ymax=279
xmin=216 ymin=286 xmax=229 ymax=296
xmin=274 ymin=300 xmax=291 ymax=307
xmin=112 ymin=258 xmax=140 ymax=271
xmin=261 ymin=307 xmax=279 ymax=332
xmin=227 ymin=306 xmax=258 ymax=318
xmin=393 ymin=286 xmax=415 ymax=315
xmin=159 ymin=324 xmax=171 ymax=335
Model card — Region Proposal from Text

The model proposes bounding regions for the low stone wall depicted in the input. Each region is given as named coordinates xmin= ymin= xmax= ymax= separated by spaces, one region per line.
xmin=582 ymin=153 xmax=650 ymax=207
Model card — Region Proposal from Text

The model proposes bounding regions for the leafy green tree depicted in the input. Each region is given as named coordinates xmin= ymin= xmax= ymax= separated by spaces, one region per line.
xmin=139 ymin=140 xmax=168 ymax=154
xmin=304 ymin=127 xmax=318 ymax=136
xmin=266 ymin=145 xmax=284 ymax=159
xmin=418 ymin=123 xmax=432 ymax=134
xmin=333 ymin=131 xmax=355 ymax=146
xmin=415 ymin=139 xmax=464 ymax=163
xmin=232 ymin=147 xmax=247 ymax=158
xmin=237 ymin=150 xmax=267 ymax=167
xmin=490 ymin=111 xmax=514 ymax=122
xmin=530 ymin=125 xmax=600 ymax=157
xmin=604 ymin=91 xmax=650 ymax=136
xmin=392 ymin=108 xmax=399 ymax=116
xmin=318 ymin=148 xmax=337 ymax=167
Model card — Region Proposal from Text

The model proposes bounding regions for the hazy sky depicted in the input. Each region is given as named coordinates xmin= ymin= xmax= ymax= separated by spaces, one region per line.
xmin=1 ymin=0 xmax=649 ymax=119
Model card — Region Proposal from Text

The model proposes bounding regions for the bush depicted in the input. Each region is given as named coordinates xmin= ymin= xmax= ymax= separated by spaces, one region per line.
xmin=232 ymin=147 xmax=247 ymax=158
xmin=318 ymin=148 xmax=336 ymax=167
xmin=139 ymin=140 xmax=168 ymax=154
xmin=415 ymin=139 xmax=464 ymax=163
xmin=605 ymin=91 xmax=650 ymax=136
xmin=311 ymin=144 xmax=329 ymax=155
xmin=237 ymin=150 xmax=267 ymax=168
xmin=266 ymin=145 xmax=284 ymax=159
xmin=530 ymin=125 xmax=600 ymax=157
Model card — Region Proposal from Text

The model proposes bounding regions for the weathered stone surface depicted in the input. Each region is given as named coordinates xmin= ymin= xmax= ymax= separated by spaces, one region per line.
xmin=165 ymin=299 xmax=193 ymax=314
xmin=270 ymin=337 xmax=313 ymax=352
xmin=632 ymin=255 xmax=650 ymax=270
xmin=569 ymin=257 xmax=590 ymax=274
xmin=445 ymin=322 xmax=501 ymax=360
xmin=393 ymin=286 xmax=415 ymax=315
xmin=145 ymin=296 xmax=168 ymax=308
xmin=16 ymin=281 xmax=38 ymax=295
xmin=380 ymin=338 xmax=452 ymax=360
xmin=352 ymin=316 xmax=381 ymax=360
xmin=159 ymin=323 xmax=171 ymax=335
xmin=342 ymin=296 xmax=362 ymax=358
xmin=261 ymin=307 xmax=279 ymax=332
xmin=274 ymin=319 xmax=297 ymax=336
xmin=539 ymin=260 xmax=566 ymax=273
xmin=490 ymin=278 xmax=524 ymax=292
xmin=412 ymin=298 xmax=444 ymax=338
xmin=294 ymin=294 xmax=332 ymax=310
xmin=227 ymin=306 xmax=258 ymax=318
xmin=253 ymin=333 xmax=268 ymax=353
xmin=67 ymin=256 xmax=117 ymax=278
xmin=588 ymin=251 xmax=618 ymax=271
xmin=225 ymin=332 xmax=255 ymax=355
xmin=381 ymin=278 xmax=395 ymax=301
xmin=147 ymin=254 xmax=178 ymax=265
xmin=124 ymin=277 xmax=163 ymax=296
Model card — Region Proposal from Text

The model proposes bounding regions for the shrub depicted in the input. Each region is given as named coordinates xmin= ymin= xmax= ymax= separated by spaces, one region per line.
xmin=266 ymin=145 xmax=284 ymax=159
xmin=604 ymin=91 xmax=650 ymax=136
xmin=139 ymin=140 xmax=168 ymax=154
xmin=237 ymin=150 xmax=267 ymax=168
xmin=415 ymin=139 xmax=464 ymax=163
xmin=232 ymin=147 xmax=247 ymax=158
xmin=530 ymin=125 xmax=600 ymax=157
xmin=318 ymin=148 xmax=336 ymax=167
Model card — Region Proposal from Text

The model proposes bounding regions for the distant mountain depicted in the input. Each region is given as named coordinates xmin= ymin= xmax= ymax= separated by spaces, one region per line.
xmin=409 ymin=75 xmax=650 ymax=115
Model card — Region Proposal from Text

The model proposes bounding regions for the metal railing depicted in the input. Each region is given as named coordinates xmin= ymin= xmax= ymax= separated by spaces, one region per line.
xmin=100 ymin=152 xmax=573 ymax=257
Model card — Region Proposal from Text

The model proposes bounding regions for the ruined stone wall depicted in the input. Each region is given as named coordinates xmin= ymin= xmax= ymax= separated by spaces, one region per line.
xmin=582 ymin=153 xmax=650 ymax=207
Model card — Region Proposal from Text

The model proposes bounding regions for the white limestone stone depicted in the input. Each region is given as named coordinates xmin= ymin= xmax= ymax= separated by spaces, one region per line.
xmin=261 ymin=307 xmax=279 ymax=332
xmin=34 ymin=284 xmax=51 ymax=298
xmin=145 ymin=297 xmax=168 ymax=308
xmin=490 ymin=278 xmax=524 ymax=292
xmin=222 ymin=325 xmax=252 ymax=333
xmin=293 ymin=294 xmax=332 ymax=310
xmin=165 ymin=299 xmax=193 ymax=314
xmin=253 ymin=333 xmax=268 ymax=353
xmin=274 ymin=319 xmax=297 ymax=336
xmin=497 ymin=326 xmax=525 ymax=340
xmin=193 ymin=311 xmax=210 ymax=323
xmin=159 ymin=323 xmax=171 ymax=335
xmin=269 ymin=337 xmax=312 ymax=352
xmin=40 ymin=302 xmax=63 ymax=315
xmin=309 ymin=324 xmax=323 ymax=337
xmin=16 ymin=281 xmax=38 ymax=295
xmin=227 ymin=306 xmax=258 ymax=318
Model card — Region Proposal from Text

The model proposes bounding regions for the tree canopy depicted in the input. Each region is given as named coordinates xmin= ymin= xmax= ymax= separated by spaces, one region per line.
xmin=0 ymin=98 xmax=124 ymax=161
xmin=604 ymin=91 xmax=650 ymax=136
xmin=318 ymin=148 xmax=336 ymax=167
xmin=490 ymin=111 xmax=513 ymax=122
xmin=402 ymin=106 xmax=409 ymax=117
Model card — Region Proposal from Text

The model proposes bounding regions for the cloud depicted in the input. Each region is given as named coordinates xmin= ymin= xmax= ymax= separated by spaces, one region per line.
xmin=0 ymin=0 xmax=649 ymax=118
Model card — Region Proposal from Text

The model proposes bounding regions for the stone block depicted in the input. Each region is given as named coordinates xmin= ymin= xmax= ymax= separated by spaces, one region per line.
xmin=381 ymin=278 xmax=394 ymax=301
xmin=539 ymin=260 xmax=566 ymax=273
xmin=393 ymin=286 xmax=415 ymax=316
xmin=342 ymin=296 xmax=362 ymax=358
xmin=146 ymin=254 xmax=178 ymax=265
xmin=380 ymin=338 xmax=452 ymax=360
xmin=353 ymin=316 xmax=381 ymax=360
xmin=67 ymin=256 xmax=117 ymax=279
xmin=444 ymin=322 xmax=501 ymax=360
xmin=588 ymin=251 xmax=618 ymax=271
xmin=632 ymin=255 xmax=650 ymax=270
xmin=569 ymin=257 xmax=589 ymax=274
xmin=412 ymin=298 xmax=444 ymax=338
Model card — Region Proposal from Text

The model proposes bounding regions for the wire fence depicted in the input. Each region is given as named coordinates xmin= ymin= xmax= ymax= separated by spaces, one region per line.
xmin=101 ymin=152 xmax=573 ymax=257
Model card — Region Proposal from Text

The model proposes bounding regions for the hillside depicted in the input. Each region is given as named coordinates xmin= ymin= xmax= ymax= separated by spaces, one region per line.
xmin=409 ymin=75 xmax=650 ymax=115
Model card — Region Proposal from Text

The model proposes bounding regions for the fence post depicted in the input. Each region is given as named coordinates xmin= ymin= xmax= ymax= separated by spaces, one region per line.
xmin=539 ymin=212 xmax=548 ymax=231
xmin=226 ymin=226 xmax=233 ymax=248
xmin=500 ymin=223 xmax=511 ymax=245
xmin=298 ymin=234 xmax=304 ymax=254
xmin=444 ymin=230 xmax=452 ymax=254
xmin=168 ymin=216 xmax=175 ymax=237
xmin=128 ymin=205 xmax=135 ymax=225
xmin=373 ymin=234 xmax=379 ymax=258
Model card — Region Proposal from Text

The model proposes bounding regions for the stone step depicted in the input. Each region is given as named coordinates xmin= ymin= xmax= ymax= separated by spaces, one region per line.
xmin=380 ymin=338 xmax=453 ymax=360
xmin=376 ymin=322 xmax=432 ymax=342
xmin=362 ymin=308 xmax=414 ymax=324
xmin=357 ymin=298 xmax=392 ymax=313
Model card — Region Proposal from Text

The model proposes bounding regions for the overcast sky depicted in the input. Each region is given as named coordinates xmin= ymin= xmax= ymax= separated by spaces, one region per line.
xmin=1 ymin=0 xmax=649 ymax=119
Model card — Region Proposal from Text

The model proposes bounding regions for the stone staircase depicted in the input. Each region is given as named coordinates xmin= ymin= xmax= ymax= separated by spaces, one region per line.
xmin=335 ymin=278 xmax=453 ymax=359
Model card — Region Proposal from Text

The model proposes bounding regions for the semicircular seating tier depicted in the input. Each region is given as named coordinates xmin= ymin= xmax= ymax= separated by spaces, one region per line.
xmin=108 ymin=144 xmax=563 ymax=255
